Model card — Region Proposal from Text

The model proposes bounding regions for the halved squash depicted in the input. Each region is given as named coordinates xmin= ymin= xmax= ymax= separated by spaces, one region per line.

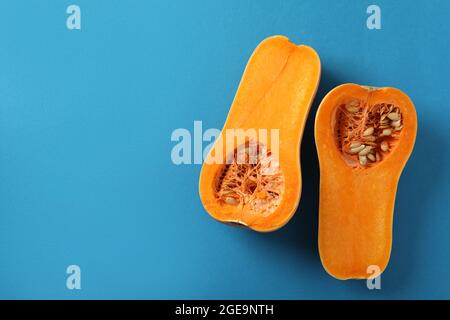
xmin=199 ymin=35 xmax=321 ymax=232
xmin=315 ymin=83 xmax=417 ymax=279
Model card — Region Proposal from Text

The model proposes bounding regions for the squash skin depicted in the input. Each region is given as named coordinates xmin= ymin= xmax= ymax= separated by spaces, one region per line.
xmin=315 ymin=83 xmax=417 ymax=279
xmin=199 ymin=36 xmax=321 ymax=232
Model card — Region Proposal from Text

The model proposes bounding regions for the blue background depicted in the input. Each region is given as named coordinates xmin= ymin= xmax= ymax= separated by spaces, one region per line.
xmin=0 ymin=0 xmax=449 ymax=299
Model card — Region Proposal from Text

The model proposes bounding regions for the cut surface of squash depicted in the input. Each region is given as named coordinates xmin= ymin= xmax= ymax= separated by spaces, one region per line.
xmin=199 ymin=36 xmax=321 ymax=232
xmin=315 ymin=83 xmax=417 ymax=279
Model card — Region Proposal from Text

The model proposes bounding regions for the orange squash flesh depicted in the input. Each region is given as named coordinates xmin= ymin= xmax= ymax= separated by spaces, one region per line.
xmin=315 ymin=83 xmax=417 ymax=279
xmin=199 ymin=36 xmax=321 ymax=232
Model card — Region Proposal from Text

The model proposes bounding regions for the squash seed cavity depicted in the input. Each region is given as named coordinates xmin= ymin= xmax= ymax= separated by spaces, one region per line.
xmin=215 ymin=141 xmax=284 ymax=215
xmin=334 ymin=100 xmax=403 ymax=168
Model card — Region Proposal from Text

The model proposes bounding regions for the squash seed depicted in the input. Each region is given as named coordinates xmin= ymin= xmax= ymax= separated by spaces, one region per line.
xmin=336 ymin=101 xmax=403 ymax=168
xmin=363 ymin=127 xmax=374 ymax=136
xmin=387 ymin=112 xmax=400 ymax=121
xmin=350 ymin=144 xmax=365 ymax=154
xmin=391 ymin=119 xmax=401 ymax=127
xmin=359 ymin=155 xmax=367 ymax=165
xmin=350 ymin=142 xmax=362 ymax=148
xmin=348 ymin=100 xmax=359 ymax=107
xmin=359 ymin=146 xmax=373 ymax=156
xmin=225 ymin=196 xmax=238 ymax=205
xmin=364 ymin=135 xmax=376 ymax=142
xmin=346 ymin=105 xmax=359 ymax=113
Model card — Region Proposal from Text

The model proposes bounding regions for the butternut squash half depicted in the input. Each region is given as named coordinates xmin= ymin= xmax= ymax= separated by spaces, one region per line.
xmin=199 ymin=36 xmax=321 ymax=232
xmin=315 ymin=83 xmax=417 ymax=279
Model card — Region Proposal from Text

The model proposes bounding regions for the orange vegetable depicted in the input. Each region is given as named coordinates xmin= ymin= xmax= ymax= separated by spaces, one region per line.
xmin=199 ymin=36 xmax=321 ymax=232
xmin=315 ymin=83 xmax=417 ymax=279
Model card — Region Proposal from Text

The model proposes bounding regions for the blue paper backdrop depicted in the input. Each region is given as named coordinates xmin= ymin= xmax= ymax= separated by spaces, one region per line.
xmin=0 ymin=0 xmax=449 ymax=299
